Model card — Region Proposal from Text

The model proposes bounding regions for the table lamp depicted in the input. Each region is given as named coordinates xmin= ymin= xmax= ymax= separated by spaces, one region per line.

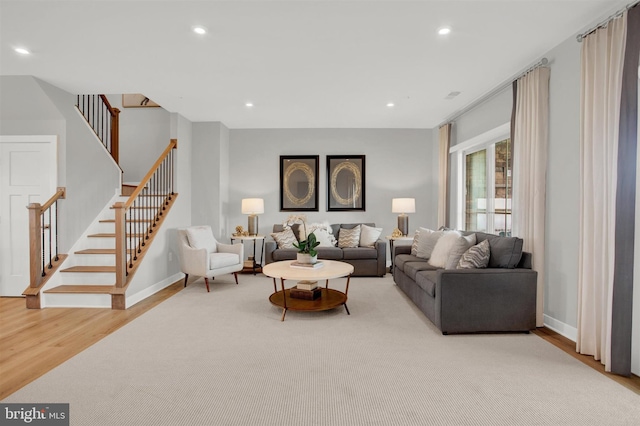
xmin=392 ymin=198 xmax=415 ymax=236
xmin=241 ymin=198 xmax=264 ymax=236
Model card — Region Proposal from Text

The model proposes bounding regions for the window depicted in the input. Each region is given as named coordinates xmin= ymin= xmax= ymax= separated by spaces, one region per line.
xmin=451 ymin=123 xmax=512 ymax=236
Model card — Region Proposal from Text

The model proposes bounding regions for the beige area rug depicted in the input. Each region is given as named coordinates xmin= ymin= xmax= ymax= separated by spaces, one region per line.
xmin=4 ymin=274 xmax=640 ymax=425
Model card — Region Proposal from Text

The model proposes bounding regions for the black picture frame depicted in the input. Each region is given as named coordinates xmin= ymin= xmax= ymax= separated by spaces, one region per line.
xmin=280 ymin=155 xmax=319 ymax=211
xmin=327 ymin=155 xmax=366 ymax=211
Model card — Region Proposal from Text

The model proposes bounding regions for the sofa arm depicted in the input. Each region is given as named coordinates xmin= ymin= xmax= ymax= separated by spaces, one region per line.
xmin=265 ymin=240 xmax=277 ymax=264
xmin=436 ymin=268 xmax=537 ymax=334
xmin=374 ymin=239 xmax=387 ymax=276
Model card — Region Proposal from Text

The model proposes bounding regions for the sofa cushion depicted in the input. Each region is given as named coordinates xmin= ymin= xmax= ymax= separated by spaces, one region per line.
xmin=415 ymin=270 xmax=438 ymax=297
xmin=405 ymin=261 xmax=438 ymax=281
xmin=359 ymin=224 xmax=382 ymax=247
xmin=316 ymin=247 xmax=344 ymax=260
xmin=472 ymin=232 xmax=523 ymax=268
xmin=272 ymin=248 xmax=298 ymax=261
xmin=210 ymin=252 xmax=240 ymax=269
xmin=342 ymin=247 xmax=378 ymax=260
xmin=395 ymin=254 xmax=422 ymax=272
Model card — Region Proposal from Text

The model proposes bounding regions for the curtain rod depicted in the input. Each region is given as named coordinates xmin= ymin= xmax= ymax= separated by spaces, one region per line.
xmin=577 ymin=0 xmax=639 ymax=42
xmin=438 ymin=57 xmax=548 ymax=127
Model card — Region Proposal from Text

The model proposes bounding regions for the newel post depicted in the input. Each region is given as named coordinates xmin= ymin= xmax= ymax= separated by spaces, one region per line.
xmin=113 ymin=202 xmax=127 ymax=289
xmin=27 ymin=203 xmax=43 ymax=290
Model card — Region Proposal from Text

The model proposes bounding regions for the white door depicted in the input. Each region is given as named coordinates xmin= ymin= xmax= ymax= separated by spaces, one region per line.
xmin=0 ymin=136 xmax=57 ymax=296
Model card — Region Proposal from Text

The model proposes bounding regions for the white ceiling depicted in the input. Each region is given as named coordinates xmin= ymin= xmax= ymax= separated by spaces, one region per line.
xmin=0 ymin=0 xmax=629 ymax=129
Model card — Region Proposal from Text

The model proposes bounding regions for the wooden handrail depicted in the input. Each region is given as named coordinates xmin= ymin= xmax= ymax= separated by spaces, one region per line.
xmin=38 ymin=187 xmax=66 ymax=213
xmin=113 ymin=140 xmax=177 ymax=304
xmin=100 ymin=95 xmax=120 ymax=163
xmin=125 ymin=139 xmax=177 ymax=208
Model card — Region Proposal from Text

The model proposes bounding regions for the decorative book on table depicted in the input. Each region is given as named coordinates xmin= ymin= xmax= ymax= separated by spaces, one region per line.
xmin=296 ymin=280 xmax=318 ymax=291
xmin=290 ymin=286 xmax=322 ymax=300
xmin=290 ymin=261 xmax=324 ymax=269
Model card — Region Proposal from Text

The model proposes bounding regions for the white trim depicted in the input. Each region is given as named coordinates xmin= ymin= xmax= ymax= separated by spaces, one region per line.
xmin=125 ymin=273 xmax=183 ymax=308
xmin=449 ymin=122 xmax=510 ymax=154
xmin=544 ymin=314 xmax=578 ymax=342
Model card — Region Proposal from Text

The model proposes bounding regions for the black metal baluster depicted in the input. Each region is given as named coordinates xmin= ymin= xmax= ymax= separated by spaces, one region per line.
xmin=41 ymin=212 xmax=46 ymax=277
xmin=54 ymin=200 xmax=59 ymax=261
xmin=47 ymin=208 xmax=52 ymax=268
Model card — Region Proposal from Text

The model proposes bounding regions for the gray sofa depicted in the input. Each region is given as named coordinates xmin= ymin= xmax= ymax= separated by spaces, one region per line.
xmin=265 ymin=223 xmax=386 ymax=277
xmin=393 ymin=231 xmax=537 ymax=334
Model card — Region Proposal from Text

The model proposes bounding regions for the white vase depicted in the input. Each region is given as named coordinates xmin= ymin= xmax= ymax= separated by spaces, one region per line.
xmin=297 ymin=253 xmax=318 ymax=264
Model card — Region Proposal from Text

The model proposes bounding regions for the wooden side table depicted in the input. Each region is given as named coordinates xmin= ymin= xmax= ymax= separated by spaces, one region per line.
xmin=230 ymin=235 xmax=265 ymax=275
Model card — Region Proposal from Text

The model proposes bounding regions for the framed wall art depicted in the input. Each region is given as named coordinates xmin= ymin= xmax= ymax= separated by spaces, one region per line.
xmin=327 ymin=155 xmax=365 ymax=211
xmin=280 ymin=155 xmax=319 ymax=211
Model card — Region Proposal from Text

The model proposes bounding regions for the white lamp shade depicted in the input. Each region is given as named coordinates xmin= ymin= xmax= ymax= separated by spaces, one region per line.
xmin=241 ymin=198 xmax=264 ymax=215
xmin=392 ymin=198 xmax=415 ymax=214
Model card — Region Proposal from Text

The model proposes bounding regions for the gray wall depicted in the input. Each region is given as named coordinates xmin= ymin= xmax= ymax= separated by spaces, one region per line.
xmin=227 ymin=128 xmax=437 ymax=261
xmin=105 ymin=95 xmax=171 ymax=183
xmin=0 ymin=76 xmax=120 ymax=252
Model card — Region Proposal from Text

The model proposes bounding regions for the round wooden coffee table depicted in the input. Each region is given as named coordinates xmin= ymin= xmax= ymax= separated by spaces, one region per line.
xmin=262 ymin=260 xmax=354 ymax=321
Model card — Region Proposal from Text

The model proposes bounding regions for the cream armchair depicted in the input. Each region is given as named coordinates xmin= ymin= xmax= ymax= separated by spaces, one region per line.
xmin=177 ymin=226 xmax=244 ymax=292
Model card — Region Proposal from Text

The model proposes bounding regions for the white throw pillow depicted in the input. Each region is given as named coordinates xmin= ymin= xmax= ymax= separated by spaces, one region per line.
xmin=338 ymin=225 xmax=361 ymax=248
xmin=270 ymin=227 xmax=297 ymax=249
xmin=428 ymin=230 xmax=462 ymax=268
xmin=186 ymin=226 xmax=217 ymax=253
xmin=416 ymin=229 xmax=442 ymax=259
xmin=359 ymin=224 xmax=382 ymax=247
xmin=445 ymin=234 xmax=477 ymax=269
xmin=313 ymin=228 xmax=337 ymax=247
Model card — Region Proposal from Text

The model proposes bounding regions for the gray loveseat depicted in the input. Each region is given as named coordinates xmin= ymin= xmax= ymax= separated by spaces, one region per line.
xmin=393 ymin=231 xmax=537 ymax=334
xmin=265 ymin=223 xmax=386 ymax=277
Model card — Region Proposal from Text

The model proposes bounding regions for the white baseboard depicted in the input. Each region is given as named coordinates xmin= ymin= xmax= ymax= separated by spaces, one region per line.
xmin=126 ymin=273 xmax=183 ymax=308
xmin=544 ymin=314 xmax=577 ymax=342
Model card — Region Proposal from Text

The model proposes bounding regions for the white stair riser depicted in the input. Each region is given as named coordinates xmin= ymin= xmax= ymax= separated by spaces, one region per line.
xmin=85 ymin=237 xmax=143 ymax=249
xmin=42 ymin=293 xmax=111 ymax=308
xmin=70 ymin=254 xmax=118 ymax=267
xmin=60 ymin=272 xmax=116 ymax=285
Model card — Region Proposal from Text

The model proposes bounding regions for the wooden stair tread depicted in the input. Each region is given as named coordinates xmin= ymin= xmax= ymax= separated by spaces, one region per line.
xmin=44 ymin=285 xmax=114 ymax=294
xmin=99 ymin=219 xmax=153 ymax=223
xmin=75 ymin=249 xmax=116 ymax=254
xmin=61 ymin=266 xmax=115 ymax=273
xmin=88 ymin=233 xmax=145 ymax=238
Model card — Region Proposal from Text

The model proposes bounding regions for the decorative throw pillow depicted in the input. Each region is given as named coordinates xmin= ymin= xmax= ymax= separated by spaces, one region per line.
xmin=270 ymin=227 xmax=297 ymax=249
xmin=428 ymin=231 xmax=462 ymax=268
xmin=445 ymin=234 xmax=477 ymax=269
xmin=186 ymin=226 xmax=217 ymax=253
xmin=416 ymin=229 xmax=442 ymax=259
xmin=457 ymin=239 xmax=491 ymax=269
xmin=313 ymin=228 xmax=337 ymax=247
xmin=411 ymin=229 xmax=421 ymax=256
xmin=338 ymin=225 xmax=361 ymax=248
xmin=359 ymin=224 xmax=382 ymax=247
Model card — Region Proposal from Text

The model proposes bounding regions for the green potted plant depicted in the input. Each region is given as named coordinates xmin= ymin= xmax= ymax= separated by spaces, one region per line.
xmin=294 ymin=231 xmax=321 ymax=264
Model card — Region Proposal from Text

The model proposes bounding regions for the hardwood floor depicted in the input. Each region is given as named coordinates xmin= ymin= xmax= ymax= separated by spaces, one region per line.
xmin=532 ymin=327 xmax=640 ymax=395
xmin=0 ymin=281 xmax=183 ymax=400
xmin=1 ymin=285 xmax=638 ymax=399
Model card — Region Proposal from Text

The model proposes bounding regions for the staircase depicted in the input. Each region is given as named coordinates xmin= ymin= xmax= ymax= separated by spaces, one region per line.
xmin=41 ymin=196 xmax=132 ymax=308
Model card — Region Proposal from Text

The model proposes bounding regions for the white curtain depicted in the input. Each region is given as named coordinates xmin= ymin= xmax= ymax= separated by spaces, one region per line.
xmin=438 ymin=123 xmax=451 ymax=228
xmin=577 ymin=15 xmax=627 ymax=371
xmin=512 ymin=66 xmax=550 ymax=327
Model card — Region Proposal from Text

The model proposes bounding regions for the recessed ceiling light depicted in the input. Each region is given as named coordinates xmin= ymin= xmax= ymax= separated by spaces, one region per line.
xmin=386 ymin=102 xmax=395 ymax=108
xmin=438 ymin=27 xmax=451 ymax=36
xmin=444 ymin=91 xmax=461 ymax=100
xmin=15 ymin=47 xmax=30 ymax=55
xmin=193 ymin=26 xmax=207 ymax=35
xmin=245 ymin=102 xmax=254 ymax=107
